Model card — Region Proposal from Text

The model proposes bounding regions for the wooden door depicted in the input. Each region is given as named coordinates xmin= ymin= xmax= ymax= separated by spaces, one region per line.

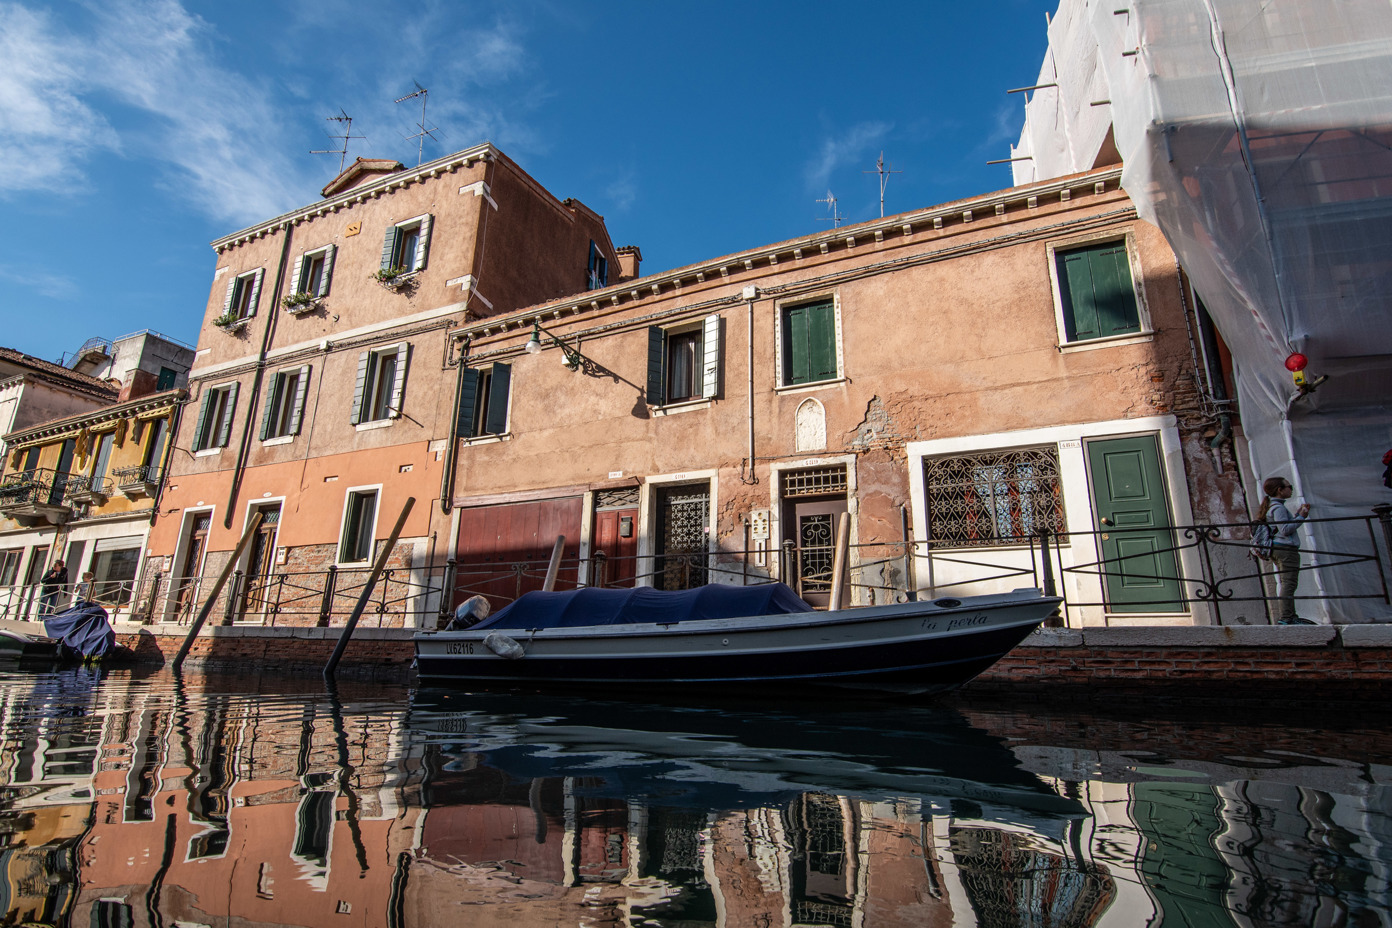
xmin=454 ymin=498 xmax=583 ymax=611
xmin=785 ymin=498 xmax=848 ymax=607
xmin=1086 ymin=435 xmax=1184 ymax=613
xmin=240 ymin=506 xmax=280 ymax=621
xmin=591 ymin=508 xmax=639 ymax=588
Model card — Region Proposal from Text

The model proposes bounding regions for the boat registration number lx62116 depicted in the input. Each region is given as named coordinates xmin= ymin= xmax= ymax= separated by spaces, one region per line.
xmin=445 ymin=641 xmax=476 ymax=655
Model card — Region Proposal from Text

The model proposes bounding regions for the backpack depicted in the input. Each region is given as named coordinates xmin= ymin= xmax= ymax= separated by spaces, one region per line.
xmin=1250 ymin=520 xmax=1275 ymax=560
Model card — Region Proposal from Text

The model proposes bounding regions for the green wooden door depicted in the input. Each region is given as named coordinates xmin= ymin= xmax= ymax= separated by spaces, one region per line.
xmin=1086 ymin=435 xmax=1184 ymax=613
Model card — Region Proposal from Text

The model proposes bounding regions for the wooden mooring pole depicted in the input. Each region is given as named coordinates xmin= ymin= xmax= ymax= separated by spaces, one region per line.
xmin=828 ymin=511 xmax=851 ymax=611
xmin=542 ymin=535 xmax=566 ymax=591
xmin=171 ymin=511 xmax=264 ymax=671
xmin=324 ymin=497 xmax=415 ymax=680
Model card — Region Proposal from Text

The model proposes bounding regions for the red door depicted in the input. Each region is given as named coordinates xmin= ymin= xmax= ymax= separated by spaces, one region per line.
xmin=454 ymin=498 xmax=583 ymax=611
xmin=591 ymin=508 xmax=639 ymax=588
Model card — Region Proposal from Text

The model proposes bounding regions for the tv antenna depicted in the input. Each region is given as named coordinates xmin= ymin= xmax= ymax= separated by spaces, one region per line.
xmin=310 ymin=110 xmax=365 ymax=175
xmin=863 ymin=152 xmax=902 ymax=218
xmin=395 ymin=82 xmax=441 ymax=166
xmin=817 ymin=190 xmax=844 ymax=228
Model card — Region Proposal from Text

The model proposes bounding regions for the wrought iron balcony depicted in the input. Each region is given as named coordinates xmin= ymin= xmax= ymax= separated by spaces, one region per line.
xmin=0 ymin=469 xmax=72 ymax=525
xmin=112 ymin=463 xmax=163 ymax=499
xmin=63 ymin=473 xmax=111 ymax=506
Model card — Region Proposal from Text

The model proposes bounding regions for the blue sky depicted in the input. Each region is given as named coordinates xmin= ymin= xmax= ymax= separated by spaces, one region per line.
xmin=0 ymin=0 xmax=1052 ymax=364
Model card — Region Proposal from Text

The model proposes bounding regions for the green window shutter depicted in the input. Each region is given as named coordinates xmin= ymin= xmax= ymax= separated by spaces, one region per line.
xmin=289 ymin=255 xmax=305 ymax=295
xmin=318 ymin=245 xmax=336 ymax=297
xmin=806 ymin=301 xmax=837 ymax=382
xmin=783 ymin=305 xmax=809 ymax=384
xmin=350 ymin=351 xmax=370 ymax=424
xmin=216 ymin=383 xmax=238 ymax=448
xmin=246 ymin=269 xmax=264 ymax=317
xmin=414 ymin=216 xmax=432 ymax=271
xmin=388 ymin=343 xmax=410 ymax=416
xmin=192 ymin=389 xmax=214 ymax=452
xmin=259 ymin=373 xmax=279 ymax=440
xmin=484 ymin=362 xmax=511 ymax=435
xmin=702 ymin=315 xmax=721 ymax=399
xmin=289 ymin=366 xmax=310 ymax=434
xmin=455 ymin=367 xmax=480 ymax=439
xmin=381 ymin=226 xmax=399 ymax=271
xmin=646 ymin=326 xmax=666 ymax=406
xmin=222 ymin=277 xmax=237 ymax=316
xmin=1058 ymin=243 xmax=1140 ymax=341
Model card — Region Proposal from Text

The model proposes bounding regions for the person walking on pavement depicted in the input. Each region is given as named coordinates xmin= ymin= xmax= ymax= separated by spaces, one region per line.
xmin=1257 ymin=476 xmax=1313 ymax=625
xmin=39 ymin=559 xmax=67 ymax=615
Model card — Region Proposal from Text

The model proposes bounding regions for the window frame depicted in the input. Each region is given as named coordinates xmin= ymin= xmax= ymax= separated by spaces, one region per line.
xmin=381 ymin=215 xmax=432 ymax=275
xmin=222 ymin=269 xmax=264 ymax=321
xmin=351 ymin=344 xmax=409 ymax=426
xmin=1046 ymin=232 xmax=1152 ymax=351
xmin=455 ymin=362 xmax=511 ymax=442
xmin=921 ymin=445 xmax=1068 ymax=550
xmin=337 ymin=486 xmax=381 ymax=565
xmin=646 ymin=315 xmax=721 ymax=408
xmin=289 ymin=245 xmax=336 ymax=299
xmin=260 ymin=365 xmax=311 ymax=443
xmin=586 ymin=241 xmax=608 ymax=291
xmin=775 ymin=293 xmax=844 ymax=391
xmin=192 ymin=382 xmax=239 ymax=454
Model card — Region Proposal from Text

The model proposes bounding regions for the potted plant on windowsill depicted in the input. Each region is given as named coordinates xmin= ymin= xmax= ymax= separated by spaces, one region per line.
xmin=373 ymin=266 xmax=411 ymax=289
xmin=212 ymin=311 xmax=249 ymax=331
xmin=281 ymin=291 xmax=320 ymax=313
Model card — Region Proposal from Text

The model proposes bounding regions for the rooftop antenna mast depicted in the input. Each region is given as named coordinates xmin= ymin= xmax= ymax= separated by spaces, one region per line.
xmin=395 ymin=82 xmax=440 ymax=166
xmin=863 ymin=152 xmax=902 ymax=218
xmin=817 ymin=190 xmax=844 ymax=228
xmin=310 ymin=110 xmax=365 ymax=175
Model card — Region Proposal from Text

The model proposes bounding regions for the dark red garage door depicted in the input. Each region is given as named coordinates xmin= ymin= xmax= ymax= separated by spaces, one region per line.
xmin=453 ymin=497 xmax=583 ymax=610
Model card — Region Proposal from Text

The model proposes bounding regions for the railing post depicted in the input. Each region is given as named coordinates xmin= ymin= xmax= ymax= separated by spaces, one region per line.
xmin=318 ymin=565 xmax=338 ymax=628
xmin=900 ymin=505 xmax=916 ymax=602
xmin=438 ymin=558 xmax=457 ymax=623
xmin=591 ymin=550 xmax=608 ymax=588
xmin=222 ymin=570 xmax=242 ymax=626
xmin=1038 ymin=527 xmax=1057 ymax=597
xmin=782 ymin=541 xmax=797 ymax=593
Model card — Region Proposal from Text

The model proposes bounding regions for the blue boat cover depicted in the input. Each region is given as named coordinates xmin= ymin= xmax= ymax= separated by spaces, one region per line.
xmin=474 ymin=583 xmax=813 ymax=630
xmin=44 ymin=601 xmax=115 ymax=659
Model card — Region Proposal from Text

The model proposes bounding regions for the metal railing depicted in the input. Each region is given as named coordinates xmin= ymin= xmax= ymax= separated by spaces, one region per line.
xmin=111 ymin=463 xmax=162 ymax=487
xmin=0 ymin=469 xmax=64 ymax=507
xmin=3 ymin=509 xmax=1388 ymax=628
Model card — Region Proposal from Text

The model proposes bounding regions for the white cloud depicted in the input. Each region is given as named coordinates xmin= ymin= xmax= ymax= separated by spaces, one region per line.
xmin=0 ymin=4 xmax=121 ymax=193
xmin=0 ymin=262 xmax=79 ymax=299
xmin=804 ymin=121 xmax=893 ymax=194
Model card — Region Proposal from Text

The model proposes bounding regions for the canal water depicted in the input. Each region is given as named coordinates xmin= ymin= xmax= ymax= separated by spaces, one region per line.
xmin=0 ymin=669 xmax=1388 ymax=927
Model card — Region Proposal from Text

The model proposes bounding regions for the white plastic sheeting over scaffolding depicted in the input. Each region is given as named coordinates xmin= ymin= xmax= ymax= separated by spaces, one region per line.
xmin=1015 ymin=0 xmax=1392 ymax=620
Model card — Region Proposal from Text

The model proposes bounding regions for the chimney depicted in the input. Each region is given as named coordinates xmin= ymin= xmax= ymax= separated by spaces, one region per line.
xmin=616 ymin=246 xmax=642 ymax=282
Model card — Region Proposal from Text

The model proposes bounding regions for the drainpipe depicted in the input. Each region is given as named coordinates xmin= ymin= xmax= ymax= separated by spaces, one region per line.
xmin=439 ymin=337 xmax=471 ymax=515
xmin=223 ymin=223 xmax=293 ymax=528
xmin=743 ymin=285 xmax=758 ymax=484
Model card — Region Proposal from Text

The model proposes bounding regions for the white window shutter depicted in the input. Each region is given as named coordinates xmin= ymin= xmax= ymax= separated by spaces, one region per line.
xmin=318 ymin=245 xmax=336 ymax=297
xmin=350 ymin=351 xmax=370 ymax=424
xmin=414 ymin=215 xmax=433 ymax=271
xmin=246 ymin=269 xmax=264 ymax=317
xmin=389 ymin=343 xmax=410 ymax=416
xmin=381 ymin=226 xmax=398 ymax=270
xmin=289 ymin=254 xmax=305 ymax=295
xmin=289 ymin=365 xmax=310 ymax=434
xmin=222 ymin=277 xmax=236 ymax=315
xmin=702 ymin=315 xmax=721 ymax=399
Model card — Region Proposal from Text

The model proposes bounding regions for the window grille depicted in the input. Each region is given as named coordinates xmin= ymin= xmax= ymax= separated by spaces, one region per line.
xmin=595 ymin=487 xmax=639 ymax=510
xmin=923 ymin=447 xmax=1065 ymax=547
xmin=781 ymin=465 xmax=847 ymax=498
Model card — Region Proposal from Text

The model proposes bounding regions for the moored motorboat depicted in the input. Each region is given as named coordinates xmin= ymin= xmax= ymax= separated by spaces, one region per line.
xmin=415 ymin=583 xmax=1059 ymax=695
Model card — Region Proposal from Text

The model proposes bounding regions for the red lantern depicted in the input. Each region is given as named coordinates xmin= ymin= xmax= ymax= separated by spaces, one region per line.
xmin=1284 ymin=352 xmax=1308 ymax=372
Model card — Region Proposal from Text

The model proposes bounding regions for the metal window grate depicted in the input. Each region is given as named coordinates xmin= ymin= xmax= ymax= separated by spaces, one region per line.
xmin=924 ymin=447 xmax=1065 ymax=548
xmin=595 ymin=487 xmax=639 ymax=510
xmin=781 ymin=465 xmax=847 ymax=498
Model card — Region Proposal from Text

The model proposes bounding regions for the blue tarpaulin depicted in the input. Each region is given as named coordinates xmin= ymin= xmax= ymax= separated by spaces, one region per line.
xmin=44 ymin=602 xmax=115 ymax=660
xmin=475 ymin=583 xmax=813 ymax=630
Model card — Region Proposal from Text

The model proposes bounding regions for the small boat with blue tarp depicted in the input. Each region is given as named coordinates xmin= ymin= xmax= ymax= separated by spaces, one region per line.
xmin=415 ymin=583 xmax=1059 ymax=695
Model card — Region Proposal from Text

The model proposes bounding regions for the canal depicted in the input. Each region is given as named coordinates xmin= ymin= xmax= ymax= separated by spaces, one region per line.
xmin=0 ymin=669 xmax=1388 ymax=927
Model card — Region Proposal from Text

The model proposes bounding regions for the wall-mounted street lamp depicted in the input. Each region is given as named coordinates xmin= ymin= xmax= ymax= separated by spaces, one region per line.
xmin=525 ymin=321 xmax=583 ymax=371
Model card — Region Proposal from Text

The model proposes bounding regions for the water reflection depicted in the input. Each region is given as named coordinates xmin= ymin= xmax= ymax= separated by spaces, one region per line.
xmin=0 ymin=669 xmax=1387 ymax=927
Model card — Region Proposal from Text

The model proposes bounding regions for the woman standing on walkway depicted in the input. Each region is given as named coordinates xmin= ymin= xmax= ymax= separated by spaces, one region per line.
xmin=1258 ymin=476 xmax=1312 ymax=625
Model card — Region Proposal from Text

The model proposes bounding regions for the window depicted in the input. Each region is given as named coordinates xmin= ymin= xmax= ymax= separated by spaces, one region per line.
xmin=290 ymin=245 xmax=336 ymax=298
xmin=157 ymin=366 xmax=178 ymax=391
xmin=91 ymin=543 xmax=140 ymax=605
xmin=587 ymin=241 xmax=608 ymax=290
xmin=455 ymin=362 xmax=511 ymax=439
xmin=1054 ymin=240 xmax=1142 ymax=342
xmin=780 ymin=298 xmax=839 ymax=387
xmin=222 ymin=269 xmax=264 ymax=321
xmin=193 ymin=383 xmax=239 ymax=452
xmin=260 ymin=365 xmax=310 ymax=440
xmin=90 ymin=432 xmax=114 ymax=487
xmin=0 ymin=549 xmax=20 ymax=586
xmin=339 ymin=489 xmax=378 ymax=563
xmin=923 ymin=447 xmax=1066 ymax=548
xmin=646 ymin=316 xmax=721 ymax=406
xmin=381 ymin=216 xmax=432 ymax=274
xmin=143 ymin=418 xmax=168 ymax=471
xmin=351 ymin=345 xmax=408 ymax=424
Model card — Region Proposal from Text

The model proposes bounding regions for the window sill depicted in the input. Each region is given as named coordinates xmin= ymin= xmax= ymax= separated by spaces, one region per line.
xmin=194 ymin=447 xmax=223 ymax=458
xmin=775 ymin=376 xmax=846 ymax=396
xmin=262 ymin=435 xmax=295 ymax=447
xmin=651 ymin=398 xmax=711 ymax=417
xmin=355 ymin=418 xmax=395 ymax=432
xmin=461 ymin=432 xmax=510 ymax=446
xmin=1059 ymin=331 xmax=1153 ymax=354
